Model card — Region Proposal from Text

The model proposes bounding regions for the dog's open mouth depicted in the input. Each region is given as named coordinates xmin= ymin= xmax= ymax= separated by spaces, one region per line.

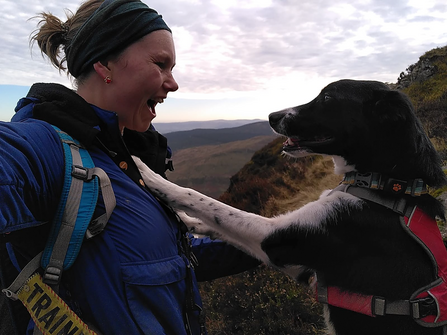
xmin=283 ymin=136 xmax=334 ymax=152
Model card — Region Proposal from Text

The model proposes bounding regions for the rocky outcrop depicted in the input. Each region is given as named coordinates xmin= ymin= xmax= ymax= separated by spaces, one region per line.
xmin=395 ymin=46 xmax=447 ymax=89
xmin=396 ymin=58 xmax=437 ymax=89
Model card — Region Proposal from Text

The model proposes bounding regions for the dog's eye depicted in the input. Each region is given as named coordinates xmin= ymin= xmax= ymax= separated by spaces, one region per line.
xmin=324 ymin=94 xmax=332 ymax=102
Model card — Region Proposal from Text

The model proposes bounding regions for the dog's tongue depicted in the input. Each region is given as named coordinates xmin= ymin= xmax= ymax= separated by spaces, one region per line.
xmin=284 ymin=138 xmax=299 ymax=148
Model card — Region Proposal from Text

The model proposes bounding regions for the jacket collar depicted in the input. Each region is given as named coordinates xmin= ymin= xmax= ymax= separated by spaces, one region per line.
xmin=14 ymin=83 xmax=170 ymax=179
xmin=18 ymin=83 xmax=103 ymax=147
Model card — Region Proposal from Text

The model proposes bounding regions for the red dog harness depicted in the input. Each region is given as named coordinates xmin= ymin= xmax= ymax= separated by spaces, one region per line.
xmin=316 ymin=182 xmax=447 ymax=329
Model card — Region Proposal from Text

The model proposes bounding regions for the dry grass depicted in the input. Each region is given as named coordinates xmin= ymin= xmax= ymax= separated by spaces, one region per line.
xmin=262 ymin=157 xmax=341 ymax=217
xmin=167 ymin=135 xmax=277 ymax=199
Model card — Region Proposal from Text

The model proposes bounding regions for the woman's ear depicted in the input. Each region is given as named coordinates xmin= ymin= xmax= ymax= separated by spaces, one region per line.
xmin=93 ymin=61 xmax=111 ymax=81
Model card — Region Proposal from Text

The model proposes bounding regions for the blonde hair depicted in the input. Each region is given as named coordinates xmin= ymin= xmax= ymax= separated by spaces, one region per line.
xmin=30 ymin=0 xmax=103 ymax=78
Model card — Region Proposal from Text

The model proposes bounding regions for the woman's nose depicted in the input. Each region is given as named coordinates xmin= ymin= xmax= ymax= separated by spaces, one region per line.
xmin=165 ymin=73 xmax=179 ymax=92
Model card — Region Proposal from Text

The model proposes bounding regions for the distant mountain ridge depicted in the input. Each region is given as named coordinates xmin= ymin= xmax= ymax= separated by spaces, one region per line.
xmin=164 ymin=121 xmax=273 ymax=152
xmin=164 ymin=120 xmax=278 ymax=198
xmin=153 ymin=119 xmax=265 ymax=134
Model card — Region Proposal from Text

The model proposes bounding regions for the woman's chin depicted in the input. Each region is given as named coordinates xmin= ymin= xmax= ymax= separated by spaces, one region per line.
xmin=120 ymin=112 xmax=156 ymax=133
xmin=136 ymin=123 xmax=152 ymax=132
xmin=137 ymin=117 xmax=155 ymax=132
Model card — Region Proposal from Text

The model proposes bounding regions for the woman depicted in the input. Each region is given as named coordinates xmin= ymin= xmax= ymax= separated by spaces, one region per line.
xmin=0 ymin=0 xmax=259 ymax=334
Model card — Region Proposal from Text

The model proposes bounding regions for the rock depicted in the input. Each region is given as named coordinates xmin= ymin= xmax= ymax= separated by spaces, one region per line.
xmin=396 ymin=59 xmax=437 ymax=89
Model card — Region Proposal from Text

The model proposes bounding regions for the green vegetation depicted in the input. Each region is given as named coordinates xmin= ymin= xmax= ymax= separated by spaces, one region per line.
xmin=198 ymin=45 xmax=447 ymax=334
xmin=200 ymin=267 xmax=325 ymax=335
xmin=402 ymin=47 xmax=447 ymax=104
xmin=400 ymin=45 xmax=447 ymax=151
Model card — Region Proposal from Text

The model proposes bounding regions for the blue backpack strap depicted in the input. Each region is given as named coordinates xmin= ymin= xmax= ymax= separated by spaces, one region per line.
xmin=2 ymin=126 xmax=114 ymax=335
xmin=41 ymin=126 xmax=116 ymax=286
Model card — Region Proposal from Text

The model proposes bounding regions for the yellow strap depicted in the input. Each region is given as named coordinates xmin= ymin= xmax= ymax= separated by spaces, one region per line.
xmin=17 ymin=273 xmax=96 ymax=335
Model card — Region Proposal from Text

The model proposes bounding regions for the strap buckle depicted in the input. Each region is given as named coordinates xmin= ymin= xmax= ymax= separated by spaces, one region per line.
xmin=373 ymin=295 xmax=438 ymax=319
xmin=343 ymin=172 xmax=381 ymax=189
xmin=166 ymin=160 xmax=174 ymax=172
xmin=72 ymin=165 xmax=95 ymax=181
xmin=43 ymin=266 xmax=62 ymax=286
xmin=372 ymin=297 xmax=387 ymax=316
xmin=372 ymin=296 xmax=412 ymax=317
xmin=411 ymin=296 xmax=438 ymax=319
xmin=85 ymin=217 xmax=106 ymax=240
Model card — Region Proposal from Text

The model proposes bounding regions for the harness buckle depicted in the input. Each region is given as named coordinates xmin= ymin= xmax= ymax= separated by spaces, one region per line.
xmin=372 ymin=297 xmax=386 ymax=316
xmin=411 ymin=296 xmax=438 ymax=319
xmin=348 ymin=172 xmax=380 ymax=189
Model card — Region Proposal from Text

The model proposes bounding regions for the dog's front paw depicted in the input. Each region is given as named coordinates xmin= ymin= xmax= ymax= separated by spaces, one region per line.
xmin=177 ymin=211 xmax=221 ymax=239
xmin=177 ymin=211 xmax=204 ymax=229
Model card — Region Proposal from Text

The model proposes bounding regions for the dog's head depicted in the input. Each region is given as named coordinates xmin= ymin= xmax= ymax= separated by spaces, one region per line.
xmin=269 ymin=79 xmax=446 ymax=187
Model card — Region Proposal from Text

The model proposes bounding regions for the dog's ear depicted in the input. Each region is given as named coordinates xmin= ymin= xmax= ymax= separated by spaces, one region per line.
xmin=370 ymin=90 xmax=414 ymax=124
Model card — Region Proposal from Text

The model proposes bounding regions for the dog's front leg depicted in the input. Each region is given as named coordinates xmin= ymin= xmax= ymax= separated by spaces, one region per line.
xmin=133 ymin=156 xmax=276 ymax=264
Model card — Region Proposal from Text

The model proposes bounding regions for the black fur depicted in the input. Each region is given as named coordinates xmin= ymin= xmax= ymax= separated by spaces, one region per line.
xmin=266 ymin=79 xmax=447 ymax=335
xmin=269 ymin=80 xmax=446 ymax=187
xmin=137 ymin=79 xmax=447 ymax=335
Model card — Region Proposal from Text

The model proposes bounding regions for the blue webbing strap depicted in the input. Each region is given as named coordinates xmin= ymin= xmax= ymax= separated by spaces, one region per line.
xmin=2 ymin=126 xmax=114 ymax=335
xmin=41 ymin=126 xmax=99 ymax=285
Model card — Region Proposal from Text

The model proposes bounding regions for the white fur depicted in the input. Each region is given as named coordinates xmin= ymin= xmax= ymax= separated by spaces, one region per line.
xmin=133 ymin=156 xmax=362 ymax=269
xmin=332 ymin=155 xmax=356 ymax=175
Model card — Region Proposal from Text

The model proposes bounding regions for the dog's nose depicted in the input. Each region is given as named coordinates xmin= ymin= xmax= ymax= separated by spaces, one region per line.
xmin=269 ymin=111 xmax=285 ymax=129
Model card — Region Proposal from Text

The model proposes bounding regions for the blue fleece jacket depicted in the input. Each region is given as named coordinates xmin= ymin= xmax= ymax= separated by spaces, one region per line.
xmin=0 ymin=85 xmax=259 ymax=334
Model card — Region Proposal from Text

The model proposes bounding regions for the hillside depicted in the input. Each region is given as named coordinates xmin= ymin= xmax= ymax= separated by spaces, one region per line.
xmin=399 ymin=46 xmax=447 ymax=157
xmin=198 ymin=45 xmax=447 ymax=334
xmin=164 ymin=121 xmax=273 ymax=151
xmin=198 ymin=139 xmax=341 ymax=334
xmin=167 ymin=135 xmax=277 ymax=199
xmin=219 ymin=139 xmax=341 ymax=215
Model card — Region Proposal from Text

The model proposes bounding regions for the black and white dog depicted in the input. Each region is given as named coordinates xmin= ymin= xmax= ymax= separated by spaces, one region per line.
xmin=134 ymin=80 xmax=447 ymax=335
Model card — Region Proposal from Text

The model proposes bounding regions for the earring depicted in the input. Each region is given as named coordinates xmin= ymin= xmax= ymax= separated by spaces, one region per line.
xmin=104 ymin=76 xmax=112 ymax=84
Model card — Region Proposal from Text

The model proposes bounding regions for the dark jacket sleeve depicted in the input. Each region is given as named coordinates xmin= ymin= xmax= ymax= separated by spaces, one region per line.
xmin=0 ymin=120 xmax=64 ymax=260
xmin=190 ymin=235 xmax=260 ymax=282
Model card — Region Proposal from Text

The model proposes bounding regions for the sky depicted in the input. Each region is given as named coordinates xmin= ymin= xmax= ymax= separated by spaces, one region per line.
xmin=0 ymin=0 xmax=446 ymax=123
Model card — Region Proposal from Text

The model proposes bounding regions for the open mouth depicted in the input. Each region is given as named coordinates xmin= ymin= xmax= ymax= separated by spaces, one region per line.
xmin=283 ymin=135 xmax=334 ymax=152
xmin=147 ymin=98 xmax=164 ymax=118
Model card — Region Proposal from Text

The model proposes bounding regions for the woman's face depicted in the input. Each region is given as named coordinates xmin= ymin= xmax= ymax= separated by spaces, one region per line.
xmin=107 ymin=30 xmax=178 ymax=132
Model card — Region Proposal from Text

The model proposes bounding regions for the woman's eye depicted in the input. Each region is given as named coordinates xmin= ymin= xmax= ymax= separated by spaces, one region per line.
xmin=155 ymin=62 xmax=168 ymax=70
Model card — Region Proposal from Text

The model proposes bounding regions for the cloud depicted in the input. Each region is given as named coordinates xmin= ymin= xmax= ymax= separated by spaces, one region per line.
xmin=157 ymin=0 xmax=446 ymax=96
xmin=1 ymin=0 xmax=446 ymax=100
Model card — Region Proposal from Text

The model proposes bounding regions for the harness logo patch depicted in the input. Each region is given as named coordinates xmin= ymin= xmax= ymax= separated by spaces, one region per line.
xmin=392 ymin=183 xmax=402 ymax=193
xmin=17 ymin=273 xmax=96 ymax=335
